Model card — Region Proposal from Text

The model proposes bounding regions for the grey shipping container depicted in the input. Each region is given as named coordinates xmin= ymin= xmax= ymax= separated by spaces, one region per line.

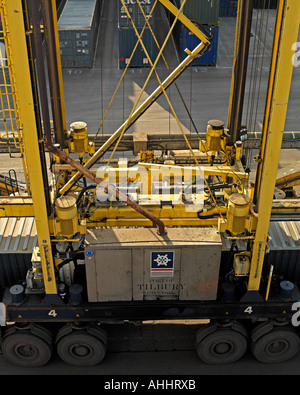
xmin=119 ymin=0 xmax=155 ymax=27
xmin=85 ymin=227 xmax=222 ymax=302
xmin=58 ymin=0 xmax=101 ymax=68
xmin=174 ymin=0 xmax=220 ymax=25
xmin=0 ymin=217 xmax=38 ymax=288
xmin=119 ymin=26 xmax=156 ymax=68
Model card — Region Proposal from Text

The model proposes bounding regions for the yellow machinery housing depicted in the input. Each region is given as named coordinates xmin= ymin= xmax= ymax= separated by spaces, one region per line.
xmin=55 ymin=196 xmax=79 ymax=238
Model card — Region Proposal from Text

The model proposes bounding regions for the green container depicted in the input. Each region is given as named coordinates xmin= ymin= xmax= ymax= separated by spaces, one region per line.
xmin=176 ymin=0 xmax=220 ymax=25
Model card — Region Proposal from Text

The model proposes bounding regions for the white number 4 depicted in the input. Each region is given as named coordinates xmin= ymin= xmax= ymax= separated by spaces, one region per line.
xmin=244 ymin=306 xmax=253 ymax=314
xmin=48 ymin=309 xmax=57 ymax=318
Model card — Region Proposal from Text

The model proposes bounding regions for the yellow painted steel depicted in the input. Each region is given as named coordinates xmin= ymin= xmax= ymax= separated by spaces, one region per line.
xmin=58 ymin=41 xmax=208 ymax=194
xmin=93 ymin=1 xmax=158 ymax=145
xmin=247 ymin=0 xmax=300 ymax=292
xmin=68 ymin=121 xmax=89 ymax=157
xmin=276 ymin=162 xmax=300 ymax=188
xmin=111 ymin=0 xmax=201 ymax=170
xmin=86 ymin=203 xmax=226 ymax=221
xmin=59 ymin=0 xmax=211 ymax=196
xmin=4 ymin=0 xmax=57 ymax=295
xmin=0 ymin=197 xmax=34 ymax=217
xmin=138 ymin=163 xmax=249 ymax=183
xmin=1 ymin=0 xmax=299 ymax=306
xmin=86 ymin=217 xmax=220 ymax=228
xmin=265 ymin=264 xmax=274 ymax=301
xmin=226 ymin=193 xmax=250 ymax=235
xmin=158 ymin=0 xmax=211 ymax=46
xmin=55 ymin=195 xmax=78 ymax=238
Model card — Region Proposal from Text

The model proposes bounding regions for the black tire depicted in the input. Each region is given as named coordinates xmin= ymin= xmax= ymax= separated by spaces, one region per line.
xmin=57 ymin=331 xmax=107 ymax=367
xmin=196 ymin=328 xmax=248 ymax=365
xmin=251 ymin=327 xmax=300 ymax=364
xmin=2 ymin=332 xmax=53 ymax=367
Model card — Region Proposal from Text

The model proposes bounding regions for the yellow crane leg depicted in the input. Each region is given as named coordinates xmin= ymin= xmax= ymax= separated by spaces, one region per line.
xmin=246 ymin=0 xmax=300 ymax=299
xmin=5 ymin=0 xmax=60 ymax=302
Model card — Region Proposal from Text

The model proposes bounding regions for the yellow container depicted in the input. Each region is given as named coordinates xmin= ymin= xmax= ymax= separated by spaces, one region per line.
xmin=226 ymin=193 xmax=250 ymax=235
xmin=70 ymin=121 xmax=89 ymax=157
xmin=205 ymin=120 xmax=224 ymax=153
xmin=55 ymin=195 xmax=78 ymax=237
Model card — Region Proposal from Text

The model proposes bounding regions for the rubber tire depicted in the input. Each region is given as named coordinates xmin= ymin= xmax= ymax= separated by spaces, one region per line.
xmin=251 ymin=327 xmax=300 ymax=364
xmin=57 ymin=331 xmax=107 ymax=367
xmin=2 ymin=332 xmax=52 ymax=367
xmin=196 ymin=328 xmax=248 ymax=365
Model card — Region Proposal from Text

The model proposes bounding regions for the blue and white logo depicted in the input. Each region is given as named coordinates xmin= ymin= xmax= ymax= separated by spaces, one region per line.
xmin=85 ymin=250 xmax=94 ymax=257
xmin=150 ymin=251 xmax=174 ymax=277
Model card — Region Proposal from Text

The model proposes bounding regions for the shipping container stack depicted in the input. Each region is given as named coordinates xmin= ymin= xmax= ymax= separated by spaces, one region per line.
xmin=118 ymin=0 xmax=156 ymax=68
xmin=171 ymin=0 xmax=220 ymax=66
xmin=58 ymin=0 xmax=100 ymax=68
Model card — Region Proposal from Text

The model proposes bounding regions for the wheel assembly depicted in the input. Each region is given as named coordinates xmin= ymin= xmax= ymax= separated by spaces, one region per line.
xmin=56 ymin=325 xmax=108 ymax=367
xmin=196 ymin=322 xmax=248 ymax=365
xmin=251 ymin=325 xmax=300 ymax=364
xmin=1 ymin=325 xmax=53 ymax=367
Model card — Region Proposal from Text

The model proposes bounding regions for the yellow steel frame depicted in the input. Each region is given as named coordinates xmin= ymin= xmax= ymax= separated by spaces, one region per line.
xmin=247 ymin=0 xmax=300 ymax=293
xmin=1 ymin=0 xmax=299 ymax=303
xmin=59 ymin=0 xmax=211 ymax=195
xmin=0 ymin=196 xmax=34 ymax=217
xmin=4 ymin=0 xmax=57 ymax=296
xmin=76 ymin=161 xmax=247 ymax=227
xmin=86 ymin=217 xmax=221 ymax=228
xmin=107 ymin=0 xmax=203 ymax=170
xmin=276 ymin=162 xmax=300 ymax=189
xmin=138 ymin=163 xmax=248 ymax=182
xmin=85 ymin=206 xmax=226 ymax=228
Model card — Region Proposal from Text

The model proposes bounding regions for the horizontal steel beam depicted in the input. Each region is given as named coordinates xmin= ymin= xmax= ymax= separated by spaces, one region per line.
xmin=91 ymin=132 xmax=300 ymax=151
xmin=1 ymin=132 xmax=300 ymax=154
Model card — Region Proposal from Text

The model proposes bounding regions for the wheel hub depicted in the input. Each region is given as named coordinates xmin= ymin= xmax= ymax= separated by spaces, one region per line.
xmin=16 ymin=343 xmax=37 ymax=359
xmin=71 ymin=344 xmax=92 ymax=358
xmin=213 ymin=342 xmax=232 ymax=355
xmin=266 ymin=339 xmax=289 ymax=356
